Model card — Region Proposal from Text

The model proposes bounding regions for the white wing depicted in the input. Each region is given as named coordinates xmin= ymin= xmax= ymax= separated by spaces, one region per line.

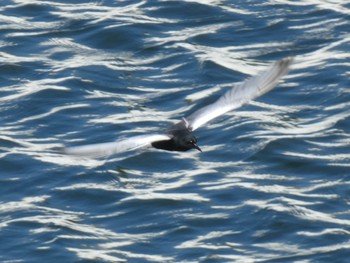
xmin=64 ymin=134 xmax=171 ymax=157
xmin=186 ymin=57 xmax=294 ymax=131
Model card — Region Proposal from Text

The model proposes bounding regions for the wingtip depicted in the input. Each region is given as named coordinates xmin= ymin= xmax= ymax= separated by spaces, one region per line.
xmin=51 ymin=146 xmax=69 ymax=156
xmin=271 ymin=56 xmax=294 ymax=80
xmin=278 ymin=56 xmax=294 ymax=69
xmin=62 ymin=146 xmax=82 ymax=156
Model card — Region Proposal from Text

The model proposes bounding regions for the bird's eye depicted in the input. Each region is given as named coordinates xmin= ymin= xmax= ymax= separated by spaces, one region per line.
xmin=186 ymin=140 xmax=193 ymax=145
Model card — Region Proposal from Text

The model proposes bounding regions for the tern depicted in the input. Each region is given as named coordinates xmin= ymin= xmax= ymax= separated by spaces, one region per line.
xmin=64 ymin=57 xmax=293 ymax=157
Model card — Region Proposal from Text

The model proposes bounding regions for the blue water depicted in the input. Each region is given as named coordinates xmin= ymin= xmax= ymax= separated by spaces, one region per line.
xmin=1 ymin=0 xmax=350 ymax=262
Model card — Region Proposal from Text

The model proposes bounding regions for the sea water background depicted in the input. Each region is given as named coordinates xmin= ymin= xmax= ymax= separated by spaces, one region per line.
xmin=0 ymin=0 xmax=350 ymax=262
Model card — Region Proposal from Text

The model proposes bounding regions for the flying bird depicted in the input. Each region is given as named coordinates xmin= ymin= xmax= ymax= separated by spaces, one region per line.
xmin=64 ymin=57 xmax=293 ymax=157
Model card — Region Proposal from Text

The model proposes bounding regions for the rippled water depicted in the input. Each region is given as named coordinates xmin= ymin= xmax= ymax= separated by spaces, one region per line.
xmin=1 ymin=0 xmax=350 ymax=262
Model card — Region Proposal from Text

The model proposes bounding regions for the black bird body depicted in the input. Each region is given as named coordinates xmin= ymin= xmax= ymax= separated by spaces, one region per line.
xmin=64 ymin=57 xmax=293 ymax=157
xmin=151 ymin=120 xmax=200 ymax=151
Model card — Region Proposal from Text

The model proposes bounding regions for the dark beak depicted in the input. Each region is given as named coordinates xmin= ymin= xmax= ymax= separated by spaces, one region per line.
xmin=193 ymin=143 xmax=202 ymax=152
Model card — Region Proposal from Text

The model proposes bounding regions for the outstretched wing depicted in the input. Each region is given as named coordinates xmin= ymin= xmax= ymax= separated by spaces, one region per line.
xmin=64 ymin=134 xmax=171 ymax=157
xmin=186 ymin=57 xmax=294 ymax=131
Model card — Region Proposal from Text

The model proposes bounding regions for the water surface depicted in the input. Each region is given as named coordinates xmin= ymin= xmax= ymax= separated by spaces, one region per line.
xmin=0 ymin=0 xmax=349 ymax=262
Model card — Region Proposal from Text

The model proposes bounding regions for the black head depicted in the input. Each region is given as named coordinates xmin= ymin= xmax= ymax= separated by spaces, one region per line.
xmin=175 ymin=132 xmax=202 ymax=152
